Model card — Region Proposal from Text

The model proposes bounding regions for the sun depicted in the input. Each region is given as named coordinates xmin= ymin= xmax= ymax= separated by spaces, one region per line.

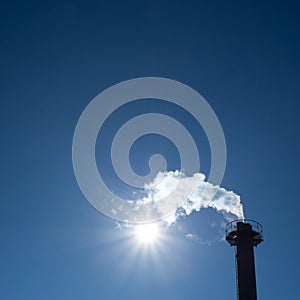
xmin=133 ymin=223 xmax=161 ymax=245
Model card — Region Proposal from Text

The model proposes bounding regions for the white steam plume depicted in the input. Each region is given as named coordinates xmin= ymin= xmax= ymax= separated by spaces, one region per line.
xmin=140 ymin=171 xmax=244 ymax=224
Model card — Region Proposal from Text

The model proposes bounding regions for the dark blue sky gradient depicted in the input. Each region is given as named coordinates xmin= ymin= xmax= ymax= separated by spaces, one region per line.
xmin=96 ymin=98 xmax=209 ymax=198
xmin=1 ymin=1 xmax=300 ymax=299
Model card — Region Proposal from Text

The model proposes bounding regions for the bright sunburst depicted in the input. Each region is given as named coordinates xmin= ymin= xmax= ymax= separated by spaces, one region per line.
xmin=133 ymin=223 xmax=161 ymax=245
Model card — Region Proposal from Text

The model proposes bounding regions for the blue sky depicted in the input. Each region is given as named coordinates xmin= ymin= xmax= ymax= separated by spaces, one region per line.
xmin=1 ymin=0 xmax=300 ymax=299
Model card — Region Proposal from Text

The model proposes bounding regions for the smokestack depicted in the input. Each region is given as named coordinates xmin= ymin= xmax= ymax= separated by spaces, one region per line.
xmin=226 ymin=219 xmax=263 ymax=300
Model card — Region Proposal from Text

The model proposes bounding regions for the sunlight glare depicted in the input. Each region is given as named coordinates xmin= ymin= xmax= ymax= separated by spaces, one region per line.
xmin=134 ymin=223 xmax=160 ymax=245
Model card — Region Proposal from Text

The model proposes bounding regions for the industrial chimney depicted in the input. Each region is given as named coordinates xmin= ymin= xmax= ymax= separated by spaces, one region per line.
xmin=226 ymin=219 xmax=263 ymax=300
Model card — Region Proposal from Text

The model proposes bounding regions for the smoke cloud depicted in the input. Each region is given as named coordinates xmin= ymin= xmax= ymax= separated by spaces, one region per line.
xmin=140 ymin=171 xmax=244 ymax=224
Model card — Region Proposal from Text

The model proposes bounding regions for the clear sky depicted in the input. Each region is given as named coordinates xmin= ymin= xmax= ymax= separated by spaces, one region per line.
xmin=1 ymin=1 xmax=300 ymax=299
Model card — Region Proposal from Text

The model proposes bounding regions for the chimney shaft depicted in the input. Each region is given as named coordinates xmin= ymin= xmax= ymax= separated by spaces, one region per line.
xmin=226 ymin=220 xmax=263 ymax=300
xmin=235 ymin=222 xmax=257 ymax=300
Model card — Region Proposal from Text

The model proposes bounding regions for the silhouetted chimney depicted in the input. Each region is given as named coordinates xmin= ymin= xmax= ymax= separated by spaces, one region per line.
xmin=226 ymin=219 xmax=263 ymax=300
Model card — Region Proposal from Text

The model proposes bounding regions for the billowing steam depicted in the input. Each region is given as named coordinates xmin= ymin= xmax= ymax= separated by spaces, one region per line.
xmin=139 ymin=171 xmax=244 ymax=224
